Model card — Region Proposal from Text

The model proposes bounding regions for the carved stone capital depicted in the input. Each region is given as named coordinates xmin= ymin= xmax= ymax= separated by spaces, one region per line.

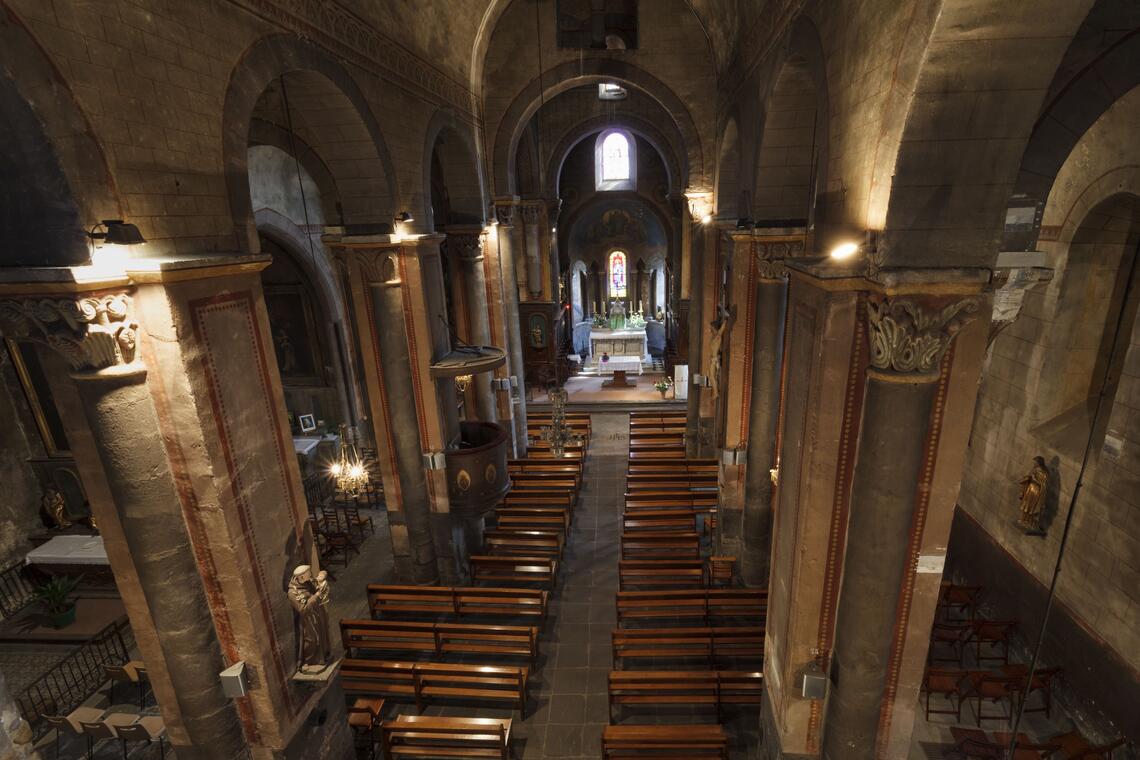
xmin=0 ymin=294 xmax=140 ymax=372
xmin=866 ymin=297 xmax=978 ymax=377
xmin=448 ymin=232 xmax=484 ymax=263
xmin=755 ymin=238 xmax=805 ymax=261
xmin=755 ymin=258 xmax=788 ymax=280
xmin=493 ymin=200 xmax=517 ymax=227
xmin=520 ymin=202 xmax=543 ymax=226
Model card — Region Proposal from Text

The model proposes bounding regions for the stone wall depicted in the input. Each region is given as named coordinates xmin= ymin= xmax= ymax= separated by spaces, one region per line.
xmin=0 ymin=350 xmax=45 ymax=569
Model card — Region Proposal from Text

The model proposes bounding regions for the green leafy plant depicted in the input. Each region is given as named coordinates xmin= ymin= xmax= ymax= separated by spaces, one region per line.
xmin=627 ymin=312 xmax=647 ymax=329
xmin=33 ymin=575 xmax=82 ymax=616
xmin=592 ymin=313 xmax=608 ymax=328
xmin=653 ymin=377 xmax=673 ymax=393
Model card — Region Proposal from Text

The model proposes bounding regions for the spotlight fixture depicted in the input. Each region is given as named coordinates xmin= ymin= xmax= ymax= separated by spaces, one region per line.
xmin=829 ymin=241 xmax=860 ymax=261
xmin=396 ymin=211 xmax=414 ymax=224
xmin=701 ymin=214 xmax=713 ymax=225
xmin=87 ymin=220 xmax=146 ymax=246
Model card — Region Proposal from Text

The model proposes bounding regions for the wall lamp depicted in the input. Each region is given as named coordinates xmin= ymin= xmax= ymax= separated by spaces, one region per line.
xmin=395 ymin=211 xmax=414 ymax=224
xmin=828 ymin=232 xmax=877 ymax=262
xmin=87 ymin=220 xmax=146 ymax=246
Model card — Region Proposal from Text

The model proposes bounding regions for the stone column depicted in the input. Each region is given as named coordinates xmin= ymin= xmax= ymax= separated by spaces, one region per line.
xmin=821 ymin=295 xmax=983 ymax=760
xmin=583 ymin=271 xmax=593 ymax=319
xmin=595 ymin=265 xmax=606 ymax=316
xmin=494 ymin=199 xmax=529 ymax=456
xmin=521 ymin=201 xmax=543 ymax=301
xmin=481 ymin=224 xmax=518 ymax=451
xmin=451 ymin=229 xmax=497 ymax=422
xmin=685 ymin=217 xmax=706 ymax=456
xmin=0 ymin=291 xmax=246 ymax=760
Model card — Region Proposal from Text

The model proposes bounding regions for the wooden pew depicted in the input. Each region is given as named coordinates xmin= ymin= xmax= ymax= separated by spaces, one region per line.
xmin=340 ymin=619 xmax=539 ymax=663
xmin=470 ymin=555 xmax=558 ymax=589
xmin=508 ymin=460 xmax=583 ymax=477
xmin=509 ymin=474 xmax=581 ymax=491
xmin=382 ymin=716 xmax=512 ymax=760
xmin=503 ymin=491 xmax=576 ymax=509
xmin=620 ymin=532 xmax=701 ymax=560
xmin=622 ymin=511 xmax=697 ymax=533
xmin=628 ymin=449 xmax=692 ymax=461
xmin=495 ymin=507 xmax=570 ymax=533
xmin=627 ymin=460 xmax=718 ymax=473
xmin=618 ymin=559 xmax=706 ymax=590
xmin=626 ymin=476 xmax=718 ymax=490
xmin=601 ymin=724 xmax=727 ymax=760
xmin=367 ymin=585 xmax=549 ymax=620
xmin=611 ymin=626 xmax=764 ymax=668
xmin=341 ymin=659 xmax=529 ymax=716
xmin=608 ymin=670 xmax=763 ymax=721
xmin=615 ymin=589 xmax=768 ymax=625
xmin=484 ymin=529 xmax=564 ymax=559
xmin=526 ymin=448 xmax=584 ymax=461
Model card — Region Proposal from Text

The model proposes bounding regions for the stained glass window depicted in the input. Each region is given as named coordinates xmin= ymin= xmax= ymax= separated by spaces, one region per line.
xmin=609 ymin=251 xmax=628 ymax=298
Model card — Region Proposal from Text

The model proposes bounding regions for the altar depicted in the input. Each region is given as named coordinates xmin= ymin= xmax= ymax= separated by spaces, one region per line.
xmin=590 ymin=328 xmax=648 ymax=362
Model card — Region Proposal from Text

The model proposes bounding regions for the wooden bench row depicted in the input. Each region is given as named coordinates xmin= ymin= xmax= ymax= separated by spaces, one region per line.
xmin=612 ymin=626 xmax=763 ymax=668
xmin=608 ymin=670 xmax=764 ymax=721
xmin=616 ymin=589 xmax=767 ymax=625
xmin=341 ymin=659 xmax=529 ymax=716
xmin=484 ymin=529 xmax=563 ymax=559
xmin=621 ymin=532 xmax=701 ymax=560
xmin=623 ymin=512 xmax=697 ymax=533
xmin=367 ymin=585 xmax=549 ymax=620
xmin=340 ymin=619 xmax=539 ymax=663
xmin=602 ymin=725 xmax=727 ymax=760
xmin=508 ymin=459 xmax=582 ymax=476
xmin=382 ymin=716 xmax=512 ymax=760
xmin=619 ymin=559 xmax=706 ymax=590
xmin=470 ymin=555 xmax=558 ymax=589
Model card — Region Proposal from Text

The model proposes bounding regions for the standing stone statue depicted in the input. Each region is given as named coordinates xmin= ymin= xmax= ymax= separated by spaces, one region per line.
xmin=707 ymin=306 xmax=733 ymax=401
xmin=288 ymin=565 xmax=332 ymax=673
xmin=1016 ymin=456 xmax=1049 ymax=534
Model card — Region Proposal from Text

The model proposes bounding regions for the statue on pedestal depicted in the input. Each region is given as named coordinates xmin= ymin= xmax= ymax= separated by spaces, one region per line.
xmin=1016 ymin=456 xmax=1049 ymax=534
xmin=288 ymin=565 xmax=332 ymax=673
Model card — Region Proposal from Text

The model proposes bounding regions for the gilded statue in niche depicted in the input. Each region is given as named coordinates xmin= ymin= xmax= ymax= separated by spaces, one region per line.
xmin=42 ymin=486 xmax=72 ymax=529
xmin=1016 ymin=456 xmax=1050 ymax=535
xmin=288 ymin=565 xmax=332 ymax=673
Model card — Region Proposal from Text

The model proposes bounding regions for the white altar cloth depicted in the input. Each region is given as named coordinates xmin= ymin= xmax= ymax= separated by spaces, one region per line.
xmin=590 ymin=328 xmax=649 ymax=361
xmin=26 ymin=535 xmax=108 ymax=566
xmin=597 ymin=357 xmax=643 ymax=375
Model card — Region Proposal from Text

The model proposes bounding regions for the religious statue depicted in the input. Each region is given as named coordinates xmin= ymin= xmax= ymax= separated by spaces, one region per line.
xmin=42 ymin=486 xmax=71 ymax=529
xmin=288 ymin=565 xmax=332 ymax=673
xmin=1016 ymin=456 xmax=1049 ymax=534
xmin=707 ymin=305 xmax=734 ymax=401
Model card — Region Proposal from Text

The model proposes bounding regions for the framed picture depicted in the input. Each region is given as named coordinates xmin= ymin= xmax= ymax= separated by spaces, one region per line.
xmin=264 ymin=285 xmax=325 ymax=386
xmin=298 ymin=414 xmax=317 ymax=433
xmin=5 ymin=339 xmax=70 ymax=456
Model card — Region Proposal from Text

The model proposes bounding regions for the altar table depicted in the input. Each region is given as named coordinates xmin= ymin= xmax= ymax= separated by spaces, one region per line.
xmin=26 ymin=535 xmax=108 ymax=567
xmin=597 ymin=357 xmax=643 ymax=375
xmin=590 ymin=328 xmax=649 ymax=361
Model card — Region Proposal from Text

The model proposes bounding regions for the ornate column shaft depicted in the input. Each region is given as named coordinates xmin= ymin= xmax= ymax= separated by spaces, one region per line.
xmin=821 ymin=296 xmax=980 ymax=759
xmin=685 ymin=221 xmax=706 ymax=457
xmin=450 ymin=229 xmax=497 ymax=422
xmin=494 ymin=199 xmax=528 ymax=456
xmin=0 ymin=292 xmax=247 ymax=760
xmin=521 ymin=201 xmax=543 ymax=301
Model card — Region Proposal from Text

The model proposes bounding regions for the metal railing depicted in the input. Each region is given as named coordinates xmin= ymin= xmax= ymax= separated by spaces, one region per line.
xmin=16 ymin=618 xmax=133 ymax=739
xmin=0 ymin=559 xmax=37 ymax=619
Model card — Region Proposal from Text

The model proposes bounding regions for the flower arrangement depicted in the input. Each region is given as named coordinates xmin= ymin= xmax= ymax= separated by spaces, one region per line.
xmin=592 ymin=313 xmax=608 ymax=328
xmin=627 ymin=311 xmax=647 ymax=329
xmin=653 ymin=376 xmax=673 ymax=396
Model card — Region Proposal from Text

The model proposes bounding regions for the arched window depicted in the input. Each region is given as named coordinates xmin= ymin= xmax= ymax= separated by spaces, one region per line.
xmin=595 ymin=129 xmax=636 ymax=191
xmin=609 ymin=251 xmax=628 ymax=298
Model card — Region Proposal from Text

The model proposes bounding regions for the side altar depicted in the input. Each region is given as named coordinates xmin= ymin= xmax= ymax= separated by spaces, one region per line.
xmin=590 ymin=328 xmax=649 ymax=362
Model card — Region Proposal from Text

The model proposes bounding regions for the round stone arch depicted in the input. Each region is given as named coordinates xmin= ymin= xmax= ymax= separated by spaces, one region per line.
xmin=558 ymin=191 xmax=677 ymax=277
xmin=492 ymin=59 xmax=706 ymax=195
xmin=876 ymin=0 xmax=1097 ymax=269
xmin=422 ymin=108 xmax=487 ymax=231
xmin=544 ymin=115 xmax=685 ymax=199
xmin=749 ymin=16 xmax=830 ymax=229
xmin=248 ymin=118 xmax=341 ymax=224
xmin=0 ymin=11 xmax=120 ymax=266
xmin=223 ymin=34 xmax=399 ymax=253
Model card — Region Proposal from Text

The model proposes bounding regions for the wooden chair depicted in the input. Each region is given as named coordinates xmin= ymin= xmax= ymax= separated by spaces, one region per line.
xmin=707 ymin=557 xmax=734 ymax=587
xmin=946 ymin=727 xmax=1056 ymax=760
xmin=1045 ymin=730 xmax=1127 ymax=759
xmin=969 ymin=620 xmax=1016 ymax=665
xmin=115 ymin=715 xmax=167 ymax=760
xmin=921 ymin=667 xmax=966 ymax=722
xmin=104 ymin=660 xmax=147 ymax=707
xmin=342 ymin=501 xmax=374 ymax=538
xmin=1000 ymin=664 xmax=1062 ymax=718
xmin=940 ymin=583 xmax=983 ymax=622
xmin=41 ymin=707 xmax=106 ymax=759
xmin=928 ymin=622 xmax=972 ymax=665
xmin=962 ymin=671 xmax=1019 ymax=727
xmin=78 ymin=713 xmax=140 ymax=759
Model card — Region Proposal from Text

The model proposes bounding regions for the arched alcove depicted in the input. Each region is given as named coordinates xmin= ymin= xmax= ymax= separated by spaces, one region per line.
xmin=424 ymin=110 xmax=486 ymax=230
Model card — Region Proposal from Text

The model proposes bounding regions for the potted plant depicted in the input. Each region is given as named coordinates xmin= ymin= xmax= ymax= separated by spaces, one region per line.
xmin=33 ymin=575 xmax=82 ymax=629
xmin=654 ymin=377 xmax=673 ymax=398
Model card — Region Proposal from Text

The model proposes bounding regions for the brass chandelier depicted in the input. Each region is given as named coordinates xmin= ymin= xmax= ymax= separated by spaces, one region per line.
xmin=329 ymin=424 xmax=368 ymax=496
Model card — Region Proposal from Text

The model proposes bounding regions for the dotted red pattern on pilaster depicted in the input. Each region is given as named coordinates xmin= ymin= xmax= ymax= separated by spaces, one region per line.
xmin=362 ymin=271 xmax=404 ymax=510
xmin=807 ymin=293 xmax=868 ymax=752
xmin=190 ymin=291 xmax=295 ymax=719
xmin=875 ymin=345 xmax=954 ymax=758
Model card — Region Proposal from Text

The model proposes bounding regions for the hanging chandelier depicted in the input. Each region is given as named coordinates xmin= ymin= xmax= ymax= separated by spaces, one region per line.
xmin=539 ymin=388 xmax=581 ymax=458
xmin=329 ymin=424 xmax=369 ymax=496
